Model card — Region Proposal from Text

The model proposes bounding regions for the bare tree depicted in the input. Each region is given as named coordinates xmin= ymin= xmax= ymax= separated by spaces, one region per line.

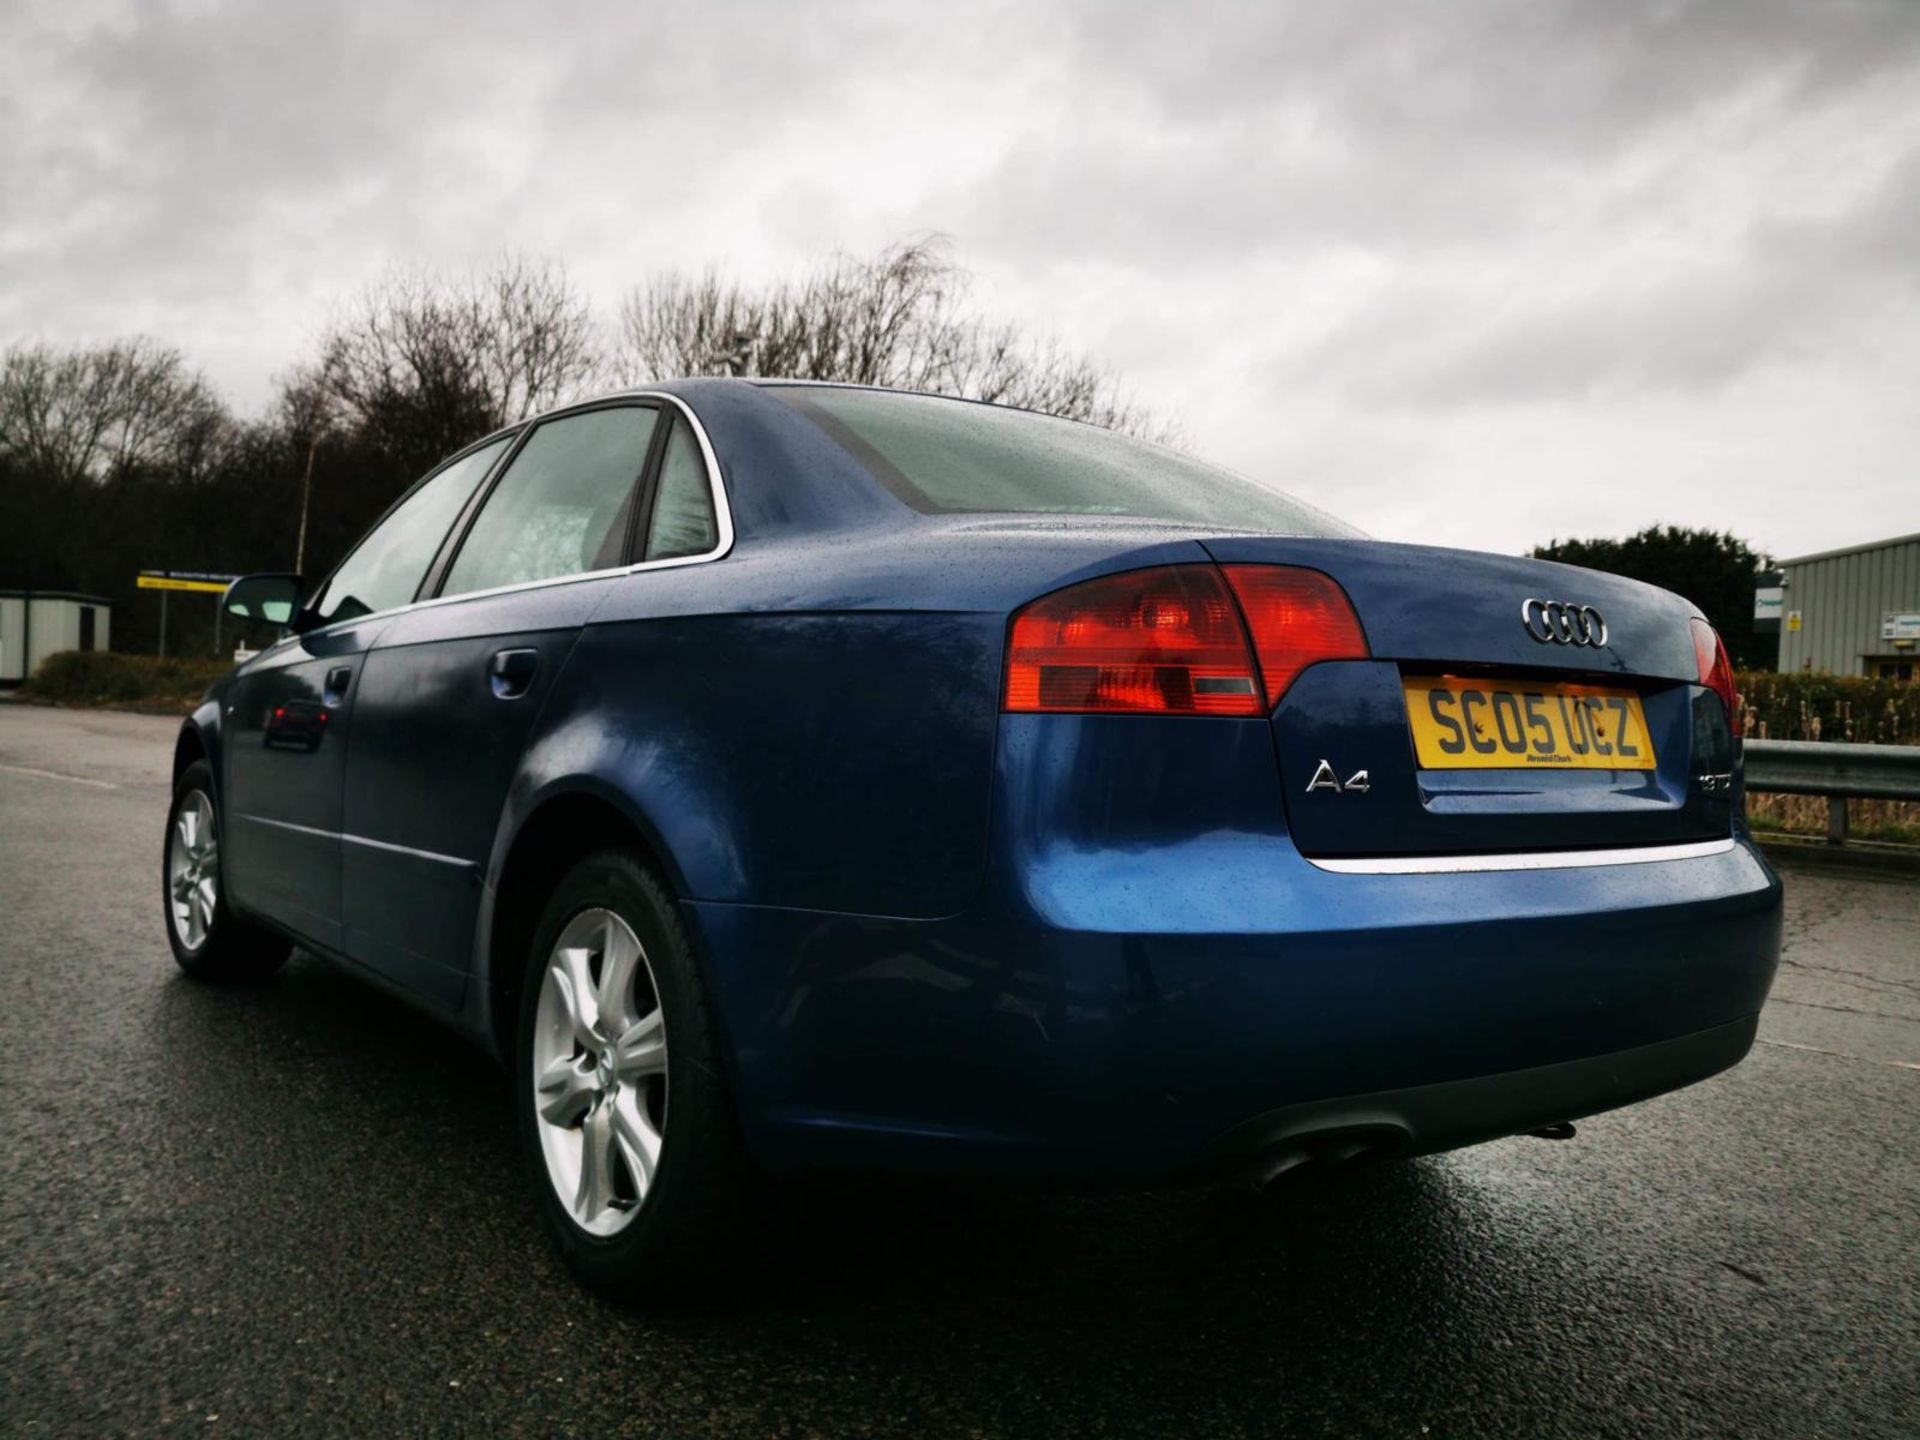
xmin=0 ymin=338 xmax=228 ymax=483
xmin=480 ymin=258 xmax=602 ymax=420
xmin=315 ymin=255 xmax=599 ymax=469
xmin=612 ymin=237 xmax=1166 ymax=438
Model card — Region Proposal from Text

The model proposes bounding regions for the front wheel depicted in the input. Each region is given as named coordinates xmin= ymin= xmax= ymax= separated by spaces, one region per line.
xmin=515 ymin=848 xmax=757 ymax=1298
xmin=163 ymin=760 xmax=290 ymax=980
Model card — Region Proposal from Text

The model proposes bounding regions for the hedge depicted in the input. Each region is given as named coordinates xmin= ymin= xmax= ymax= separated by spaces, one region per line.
xmin=19 ymin=650 xmax=230 ymax=714
xmin=1735 ymin=670 xmax=1919 ymax=746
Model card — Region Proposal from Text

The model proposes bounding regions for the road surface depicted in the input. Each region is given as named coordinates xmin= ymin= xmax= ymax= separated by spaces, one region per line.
xmin=2 ymin=703 xmax=1915 ymax=1437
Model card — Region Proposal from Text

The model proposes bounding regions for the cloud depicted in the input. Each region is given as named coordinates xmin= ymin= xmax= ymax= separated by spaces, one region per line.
xmin=1 ymin=0 xmax=1916 ymax=558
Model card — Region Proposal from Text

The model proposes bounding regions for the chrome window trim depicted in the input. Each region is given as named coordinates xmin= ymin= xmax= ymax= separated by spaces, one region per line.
xmin=290 ymin=392 xmax=733 ymax=644
xmin=1306 ymin=837 xmax=1738 ymax=876
xmin=302 ymin=429 xmax=522 ymax=629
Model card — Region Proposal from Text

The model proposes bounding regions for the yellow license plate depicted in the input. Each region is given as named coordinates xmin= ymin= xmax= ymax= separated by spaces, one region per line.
xmin=1404 ymin=677 xmax=1656 ymax=771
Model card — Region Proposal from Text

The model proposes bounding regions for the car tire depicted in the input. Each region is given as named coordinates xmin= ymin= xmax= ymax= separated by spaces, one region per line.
xmin=163 ymin=759 xmax=292 ymax=980
xmin=515 ymin=847 xmax=758 ymax=1299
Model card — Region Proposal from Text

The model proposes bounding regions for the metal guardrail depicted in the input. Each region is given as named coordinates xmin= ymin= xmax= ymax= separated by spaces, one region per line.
xmin=1743 ymin=739 xmax=1920 ymax=845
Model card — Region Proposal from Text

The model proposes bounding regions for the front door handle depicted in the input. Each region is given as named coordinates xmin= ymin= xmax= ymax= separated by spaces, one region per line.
xmin=489 ymin=648 xmax=539 ymax=700
xmin=323 ymin=666 xmax=353 ymax=706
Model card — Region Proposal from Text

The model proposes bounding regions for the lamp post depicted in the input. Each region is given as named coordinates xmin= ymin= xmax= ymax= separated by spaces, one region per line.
xmin=294 ymin=428 xmax=323 ymax=575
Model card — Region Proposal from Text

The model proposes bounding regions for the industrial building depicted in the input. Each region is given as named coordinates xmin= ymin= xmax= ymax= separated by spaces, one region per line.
xmin=1762 ymin=532 xmax=1920 ymax=679
xmin=0 ymin=589 xmax=112 ymax=686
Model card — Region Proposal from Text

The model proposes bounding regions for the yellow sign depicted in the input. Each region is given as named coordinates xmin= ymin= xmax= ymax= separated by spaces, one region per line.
xmin=1404 ymin=676 xmax=1656 ymax=771
xmin=1787 ymin=611 xmax=1802 ymax=633
xmin=137 ymin=575 xmax=228 ymax=595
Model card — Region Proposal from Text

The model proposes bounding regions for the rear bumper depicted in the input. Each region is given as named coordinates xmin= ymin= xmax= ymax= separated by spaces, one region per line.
xmin=1210 ymin=1014 xmax=1759 ymax=1170
xmin=690 ymin=827 xmax=1783 ymax=1179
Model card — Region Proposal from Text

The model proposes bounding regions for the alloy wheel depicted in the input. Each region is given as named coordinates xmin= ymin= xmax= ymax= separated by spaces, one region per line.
xmin=168 ymin=790 xmax=219 ymax=951
xmin=530 ymin=907 xmax=669 ymax=1237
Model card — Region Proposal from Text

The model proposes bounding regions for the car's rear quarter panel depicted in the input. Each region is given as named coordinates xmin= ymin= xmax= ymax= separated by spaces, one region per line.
xmin=526 ymin=509 xmax=1232 ymax=918
xmin=520 ymin=603 xmax=1003 ymax=917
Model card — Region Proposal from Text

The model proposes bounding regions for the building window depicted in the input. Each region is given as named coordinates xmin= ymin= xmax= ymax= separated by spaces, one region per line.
xmin=1870 ymin=658 xmax=1913 ymax=683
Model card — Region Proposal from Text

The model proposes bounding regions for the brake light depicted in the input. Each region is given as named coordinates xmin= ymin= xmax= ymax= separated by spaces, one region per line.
xmin=1003 ymin=565 xmax=1263 ymax=715
xmin=1689 ymin=617 xmax=1741 ymax=736
xmin=1220 ymin=565 xmax=1369 ymax=707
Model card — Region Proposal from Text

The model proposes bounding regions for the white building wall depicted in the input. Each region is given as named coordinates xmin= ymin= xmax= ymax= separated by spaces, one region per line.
xmin=0 ymin=595 xmax=113 ymax=683
xmin=0 ymin=598 xmax=23 ymax=682
xmin=31 ymin=600 xmax=79 ymax=667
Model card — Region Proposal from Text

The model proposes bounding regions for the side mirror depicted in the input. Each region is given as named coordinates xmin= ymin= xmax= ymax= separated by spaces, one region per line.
xmin=223 ymin=573 xmax=305 ymax=628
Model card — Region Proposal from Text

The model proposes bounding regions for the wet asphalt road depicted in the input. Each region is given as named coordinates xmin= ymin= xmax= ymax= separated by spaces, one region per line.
xmin=1 ymin=703 xmax=1915 ymax=1439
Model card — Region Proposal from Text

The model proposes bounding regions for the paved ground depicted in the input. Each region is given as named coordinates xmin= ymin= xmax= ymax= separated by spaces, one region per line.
xmin=1 ymin=703 xmax=1915 ymax=1438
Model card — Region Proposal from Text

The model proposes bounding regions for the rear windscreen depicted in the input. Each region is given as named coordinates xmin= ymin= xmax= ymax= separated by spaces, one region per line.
xmin=770 ymin=385 xmax=1363 ymax=537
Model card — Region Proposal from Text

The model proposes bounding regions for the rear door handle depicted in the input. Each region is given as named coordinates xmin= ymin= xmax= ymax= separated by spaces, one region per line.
xmin=323 ymin=666 xmax=353 ymax=706
xmin=489 ymin=648 xmax=539 ymax=700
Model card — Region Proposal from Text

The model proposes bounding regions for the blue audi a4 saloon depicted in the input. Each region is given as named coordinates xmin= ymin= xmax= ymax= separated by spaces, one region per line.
xmin=171 ymin=380 xmax=1781 ymax=1295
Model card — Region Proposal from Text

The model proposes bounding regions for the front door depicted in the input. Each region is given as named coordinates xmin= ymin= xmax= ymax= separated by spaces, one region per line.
xmin=221 ymin=433 xmax=514 ymax=953
xmin=222 ymin=624 xmax=376 ymax=952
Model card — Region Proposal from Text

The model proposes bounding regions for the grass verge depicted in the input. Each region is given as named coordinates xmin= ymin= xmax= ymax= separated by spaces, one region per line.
xmin=1747 ymin=792 xmax=1920 ymax=846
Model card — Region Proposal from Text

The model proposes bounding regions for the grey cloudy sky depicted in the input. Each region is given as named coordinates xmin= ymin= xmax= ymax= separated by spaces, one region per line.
xmin=3 ymin=0 xmax=1917 ymax=558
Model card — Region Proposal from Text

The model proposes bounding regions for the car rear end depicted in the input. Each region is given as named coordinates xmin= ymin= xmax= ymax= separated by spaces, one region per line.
xmin=987 ymin=538 xmax=1779 ymax=1181
xmin=736 ymin=383 xmax=1782 ymax=1182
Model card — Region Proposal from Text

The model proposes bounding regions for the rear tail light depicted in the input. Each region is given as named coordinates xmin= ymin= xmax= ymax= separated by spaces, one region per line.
xmin=1690 ymin=617 xmax=1741 ymax=736
xmin=1004 ymin=565 xmax=1261 ymax=715
xmin=1002 ymin=563 xmax=1367 ymax=715
xmin=1219 ymin=565 xmax=1369 ymax=707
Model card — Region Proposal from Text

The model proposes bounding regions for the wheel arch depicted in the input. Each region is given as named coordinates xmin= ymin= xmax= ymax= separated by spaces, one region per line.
xmin=478 ymin=780 xmax=698 ymax=1064
xmin=172 ymin=723 xmax=207 ymax=783
xmin=173 ymin=697 xmax=223 ymax=795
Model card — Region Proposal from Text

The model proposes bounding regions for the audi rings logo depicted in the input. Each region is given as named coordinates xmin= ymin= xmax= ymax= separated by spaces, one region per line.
xmin=1521 ymin=598 xmax=1608 ymax=646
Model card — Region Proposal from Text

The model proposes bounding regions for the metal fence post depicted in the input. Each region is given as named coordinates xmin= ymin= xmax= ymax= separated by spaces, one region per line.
xmin=1826 ymin=796 xmax=1848 ymax=847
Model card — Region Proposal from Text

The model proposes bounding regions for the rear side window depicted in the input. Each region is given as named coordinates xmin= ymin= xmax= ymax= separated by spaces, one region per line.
xmin=644 ymin=418 xmax=719 ymax=561
xmin=441 ymin=406 xmax=660 ymax=600
xmin=773 ymin=386 xmax=1361 ymax=537
xmin=310 ymin=436 xmax=511 ymax=626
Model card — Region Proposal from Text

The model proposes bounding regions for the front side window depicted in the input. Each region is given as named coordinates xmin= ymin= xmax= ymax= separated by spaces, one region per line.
xmin=644 ymin=418 xmax=719 ymax=560
xmin=441 ymin=406 xmax=660 ymax=600
xmin=771 ymin=385 xmax=1362 ymax=537
xmin=309 ymin=436 xmax=511 ymax=626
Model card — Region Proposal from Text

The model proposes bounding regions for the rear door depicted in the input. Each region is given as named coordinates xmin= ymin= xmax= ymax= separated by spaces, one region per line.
xmin=339 ymin=401 xmax=679 ymax=1007
xmin=222 ymin=436 xmax=511 ymax=949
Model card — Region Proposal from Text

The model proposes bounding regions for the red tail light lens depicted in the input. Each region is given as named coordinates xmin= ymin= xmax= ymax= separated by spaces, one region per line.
xmin=1690 ymin=617 xmax=1741 ymax=736
xmin=1220 ymin=565 xmax=1369 ymax=707
xmin=1003 ymin=565 xmax=1263 ymax=715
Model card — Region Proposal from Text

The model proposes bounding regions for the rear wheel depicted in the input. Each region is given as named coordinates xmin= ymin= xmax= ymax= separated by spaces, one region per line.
xmin=515 ymin=848 xmax=756 ymax=1298
xmin=163 ymin=759 xmax=290 ymax=979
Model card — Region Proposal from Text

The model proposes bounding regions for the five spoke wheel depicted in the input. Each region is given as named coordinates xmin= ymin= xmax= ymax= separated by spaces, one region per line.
xmin=530 ymin=908 xmax=669 ymax=1236
xmin=167 ymin=789 xmax=219 ymax=952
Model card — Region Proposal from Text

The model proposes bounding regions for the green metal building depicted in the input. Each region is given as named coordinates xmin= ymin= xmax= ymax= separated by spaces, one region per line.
xmin=1768 ymin=533 xmax=1920 ymax=680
